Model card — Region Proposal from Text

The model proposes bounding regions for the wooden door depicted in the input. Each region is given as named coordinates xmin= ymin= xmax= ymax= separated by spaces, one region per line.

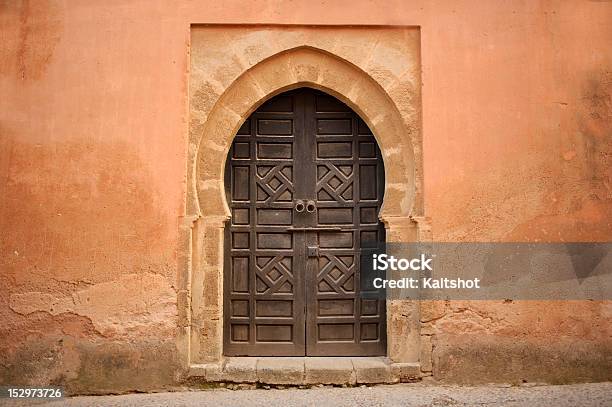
xmin=224 ymin=88 xmax=386 ymax=356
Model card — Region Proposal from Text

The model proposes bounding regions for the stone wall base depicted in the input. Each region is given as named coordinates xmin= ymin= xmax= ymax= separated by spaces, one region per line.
xmin=189 ymin=357 xmax=421 ymax=385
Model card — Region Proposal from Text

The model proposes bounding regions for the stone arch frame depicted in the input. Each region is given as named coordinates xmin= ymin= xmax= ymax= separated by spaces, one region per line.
xmin=185 ymin=45 xmax=426 ymax=370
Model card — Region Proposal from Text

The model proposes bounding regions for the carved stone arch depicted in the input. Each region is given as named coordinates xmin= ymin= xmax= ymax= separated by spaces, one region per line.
xmin=194 ymin=46 xmax=417 ymax=223
xmin=186 ymin=44 xmax=423 ymax=368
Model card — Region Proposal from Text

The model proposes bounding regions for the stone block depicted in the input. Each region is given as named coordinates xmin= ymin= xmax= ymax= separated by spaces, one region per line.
xmin=220 ymin=74 xmax=265 ymax=119
xmin=205 ymin=363 xmax=225 ymax=381
xmin=249 ymin=56 xmax=295 ymax=96
xmin=304 ymin=357 xmax=355 ymax=385
xmin=223 ymin=357 xmax=258 ymax=383
xmin=290 ymin=51 xmax=324 ymax=83
xmin=188 ymin=364 xmax=207 ymax=378
xmin=420 ymin=335 xmax=433 ymax=372
xmin=257 ymin=357 xmax=304 ymax=385
xmin=391 ymin=362 xmax=421 ymax=382
xmin=188 ymin=363 xmax=224 ymax=381
xmin=352 ymin=357 xmax=394 ymax=384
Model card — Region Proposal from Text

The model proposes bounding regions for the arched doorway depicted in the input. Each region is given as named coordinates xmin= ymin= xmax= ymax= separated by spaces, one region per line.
xmin=223 ymin=88 xmax=386 ymax=356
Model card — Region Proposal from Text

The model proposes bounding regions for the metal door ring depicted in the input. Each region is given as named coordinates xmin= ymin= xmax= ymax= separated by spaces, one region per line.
xmin=306 ymin=201 xmax=316 ymax=213
xmin=295 ymin=200 xmax=305 ymax=212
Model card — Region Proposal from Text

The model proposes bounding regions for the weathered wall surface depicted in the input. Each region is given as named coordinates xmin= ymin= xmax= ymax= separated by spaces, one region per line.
xmin=1 ymin=0 xmax=611 ymax=393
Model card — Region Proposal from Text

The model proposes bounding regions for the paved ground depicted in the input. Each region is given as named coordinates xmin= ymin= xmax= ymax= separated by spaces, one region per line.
xmin=2 ymin=382 xmax=611 ymax=407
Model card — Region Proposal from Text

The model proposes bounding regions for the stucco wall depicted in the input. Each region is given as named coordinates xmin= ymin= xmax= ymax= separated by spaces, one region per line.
xmin=1 ymin=0 xmax=611 ymax=393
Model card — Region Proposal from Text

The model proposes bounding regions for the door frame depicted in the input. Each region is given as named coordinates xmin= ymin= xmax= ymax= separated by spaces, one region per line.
xmin=183 ymin=32 xmax=427 ymax=372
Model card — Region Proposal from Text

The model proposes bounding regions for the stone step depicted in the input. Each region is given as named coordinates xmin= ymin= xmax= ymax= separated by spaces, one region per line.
xmin=189 ymin=357 xmax=421 ymax=385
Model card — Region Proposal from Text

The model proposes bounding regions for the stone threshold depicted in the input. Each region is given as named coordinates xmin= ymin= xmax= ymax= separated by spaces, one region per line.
xmin=189 ymin=357 xmax=421 ymax=385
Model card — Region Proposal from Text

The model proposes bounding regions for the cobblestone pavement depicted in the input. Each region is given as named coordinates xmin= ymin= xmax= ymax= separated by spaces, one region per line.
xmin=3 ymin=382 xmax=611 ymax=407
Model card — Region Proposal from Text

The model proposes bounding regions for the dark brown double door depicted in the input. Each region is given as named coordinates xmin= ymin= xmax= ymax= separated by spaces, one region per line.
xmin=224 ymin=88 xmax=385 ymax=356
